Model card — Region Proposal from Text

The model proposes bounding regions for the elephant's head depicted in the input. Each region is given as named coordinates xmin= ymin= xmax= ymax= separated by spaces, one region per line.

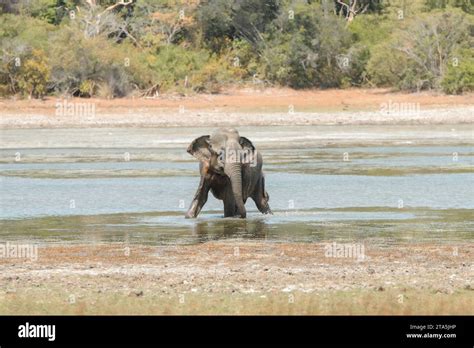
xmin=187 ymin=128 xmax=256 ymax=218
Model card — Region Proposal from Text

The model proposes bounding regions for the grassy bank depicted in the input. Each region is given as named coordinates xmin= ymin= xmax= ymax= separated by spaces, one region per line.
xmin=1 ymin=288 xmax=472 ymax=315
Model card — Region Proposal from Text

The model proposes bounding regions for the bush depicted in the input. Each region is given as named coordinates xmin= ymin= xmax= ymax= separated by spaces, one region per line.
xmin=0 ymin=1 xmax=472 ymax=98
xmin=192 ymin=53 xmax=243 ymax=93
xmin=0 ymin=14 xmax=53 ymax=96
xmin=48 ymin=28 xmax=151 ymax=97
xmin=261 ymin=3 xmax=352 ymax=88
xmin=17 ymin=49 xmax=50 ymax=98
xmin=367 ymin=9 xmax=472 ymax=91
xmin=441 ymin=49 xmax=474 ymax=94
xmin=144 ymin=45 xmax=209 ymax=92
xmin=229 ymin=39 xmax=259 ymax=79
xmin=343 ymin=43 xmax=371 ymax=87
xmin=366 ymin=42 xmax=409 ymax=87
xmin=196 ymin=0 xmax=279 ymax=52
xmin=348 ymin=14 xmax=395 ymax=48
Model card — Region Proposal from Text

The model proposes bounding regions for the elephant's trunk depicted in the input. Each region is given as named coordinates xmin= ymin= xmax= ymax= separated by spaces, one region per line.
xmin=224 ymin=161 xmax=246 ymax=218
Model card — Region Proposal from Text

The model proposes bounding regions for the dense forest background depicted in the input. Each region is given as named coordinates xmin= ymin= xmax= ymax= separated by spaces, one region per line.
xmin=0 ymin=0 xmax=472 ymax=98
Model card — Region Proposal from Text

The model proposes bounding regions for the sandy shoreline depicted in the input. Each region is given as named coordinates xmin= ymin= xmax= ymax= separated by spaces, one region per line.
xmin=1 ymin=89 xmax=473 ymax=128
xmin=1 ymin=241 xmax=472 ymax=314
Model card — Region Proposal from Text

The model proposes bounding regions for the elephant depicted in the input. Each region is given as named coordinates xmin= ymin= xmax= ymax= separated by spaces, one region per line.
xmin=185 ymin=128 xmax=271 ymax=218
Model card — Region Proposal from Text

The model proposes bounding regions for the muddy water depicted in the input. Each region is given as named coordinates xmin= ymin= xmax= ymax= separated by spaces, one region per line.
xmin=0 ymin=125 xmax=473 ymax=245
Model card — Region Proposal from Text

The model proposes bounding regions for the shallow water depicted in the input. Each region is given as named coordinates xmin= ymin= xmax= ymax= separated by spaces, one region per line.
xmin=0 ymin=125 xmax=473 ymax=245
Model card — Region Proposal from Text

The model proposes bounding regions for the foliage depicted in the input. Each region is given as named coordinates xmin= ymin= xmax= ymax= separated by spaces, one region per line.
xmin=441 ymin=48 xmax=474 ymax=94
xmin=128 ymin=0 xmax=199 ymax=48
xmin=17 ymin=49 xmax=51 ymax=98
xmin=348 ymin=14 xmax=395 ymax=48
xmin=48 ymin=27 xmax=155 ymax=97
xmin=424 ymin=0 xmax=473 ymax=14
xmin=0 ymin=14 xmax=53 ymax=95
xmin=192 ymin=54 xmax=240 ymax=93
xmin=367 ymin=9 xmax=473 ymax=92
xmin=0 ymin=0 xmax=472 ymax=98
xmin=261 ymin=2 xmax=353 ymax=88
xmin=196 ymin=0 xmax=279 ymax=52
xmin=144 ymin=45 xmax=208 ymax=91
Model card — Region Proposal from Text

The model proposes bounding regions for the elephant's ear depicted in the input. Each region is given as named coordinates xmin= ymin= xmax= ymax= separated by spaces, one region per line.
xmin=187 ymin=135 xmax=211 ymax=162
xmin=239 ymin=136 xmax=255 ymax=151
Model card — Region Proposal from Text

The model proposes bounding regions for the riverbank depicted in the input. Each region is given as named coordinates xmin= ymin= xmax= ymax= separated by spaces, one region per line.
xmin=1 ymin=88 xmax=473 ymax=128
xmin=1 ymin=90 xmax=472 ymax=315
xmin=0 ymin=241 xmax=472 ymax=314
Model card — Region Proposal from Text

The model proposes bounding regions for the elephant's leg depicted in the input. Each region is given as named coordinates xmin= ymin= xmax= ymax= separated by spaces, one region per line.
xmin=251 ymin=176 xmax=272 ymax=214
xmin=185 ymin=176 xmax=211 ymax=218
xmin=223 ymin=187 xmax=237 ymax=217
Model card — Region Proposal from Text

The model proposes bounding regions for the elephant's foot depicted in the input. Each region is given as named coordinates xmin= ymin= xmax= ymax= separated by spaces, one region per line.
xmin=226 ymin=210 xmax=246 ymax=218
xmin=254 ymin=196 xmax=272 ymax=215
xmin=185 ymin=210 xmax=197 ymax=219
xmin=260 ymin=204 xmax=272 ymax=215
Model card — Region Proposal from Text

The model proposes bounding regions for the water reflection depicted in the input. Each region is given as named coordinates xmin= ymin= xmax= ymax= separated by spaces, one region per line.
xmin=1 ymin=208 xmax=472 ymax=246
xmin=193 ymin=218 xmax=268 ymax=242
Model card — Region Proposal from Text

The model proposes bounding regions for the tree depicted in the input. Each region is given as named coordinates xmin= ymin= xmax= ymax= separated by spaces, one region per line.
xmin=424 ymin=0 xmax=473 ymax=14
xmin=0 ymin=14 xmax=53 ymax=96
xmin=17 ymin=49 xmax=51 ymax=98
xmin=126 ymin=0 xmax=199 ymax=48
xmin=334 ymin=0 xmax=385 ymax=22
xmin=367 ymin=9 xmax=472 ymax=92
xmin=196 ymin=0 xmax=234 ymax=52
xmin=196 ymin=0 xmax=279 ymax=52
xmin=441 ymin=48 xmax=474 ymax=94
xmin=262 ymin=2 xmax=352 ymax=88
